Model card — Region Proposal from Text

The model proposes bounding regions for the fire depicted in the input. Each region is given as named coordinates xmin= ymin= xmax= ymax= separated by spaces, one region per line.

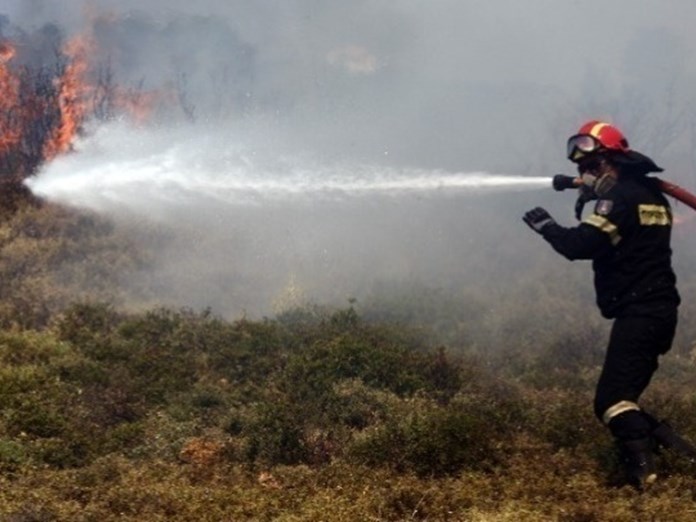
xmin=0 ymin=42 xmax=20 ymax=157
xmin=0 ymin=25 xmax=168 ymax=180
xmin=43 ymin=35 xmax=95 ymax=161
xmin=0 ymin=41 xmax=16 ymax=62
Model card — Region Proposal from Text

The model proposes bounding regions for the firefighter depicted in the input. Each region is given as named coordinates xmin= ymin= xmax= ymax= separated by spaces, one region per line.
xmin=522 ymin=120 xmax=695 ymax=488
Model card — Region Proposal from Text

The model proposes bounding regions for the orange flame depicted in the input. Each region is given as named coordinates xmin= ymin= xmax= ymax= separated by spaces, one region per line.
xmin=41 ymin=30 xmax=167 ymax=160
xmin=42 ymin=35 xmax=96 ymax=161
xmin=0 ymin=41 xmax=16 ymax=63
xmin=0 ymin=21 xmax=172 ymax=178
xmin=0 ymin=42 xmax=21 ymax=157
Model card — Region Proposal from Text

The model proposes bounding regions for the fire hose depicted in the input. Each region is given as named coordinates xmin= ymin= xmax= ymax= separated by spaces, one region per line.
xmin=552 ymin=174 xmax=696 ymax=212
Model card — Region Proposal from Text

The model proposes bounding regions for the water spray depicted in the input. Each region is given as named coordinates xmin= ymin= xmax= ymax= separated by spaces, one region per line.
xmin=27 ymin=170 xmax=552 ymax=207
xmin=24 ymin=124 xmax=553 ymax=215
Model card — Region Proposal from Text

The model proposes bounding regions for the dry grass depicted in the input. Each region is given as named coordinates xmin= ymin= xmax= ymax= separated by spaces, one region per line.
xmin=1 ymin=449 xmax=696 ymax=521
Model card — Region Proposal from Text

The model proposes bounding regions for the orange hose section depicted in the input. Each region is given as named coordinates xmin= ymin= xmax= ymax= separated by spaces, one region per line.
xmin=656 ymin=178 xmax=696 ymax=212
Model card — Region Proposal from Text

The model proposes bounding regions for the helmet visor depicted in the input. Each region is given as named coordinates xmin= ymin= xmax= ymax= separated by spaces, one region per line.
xmin=567 ymin=134 xmax=602 ymax=162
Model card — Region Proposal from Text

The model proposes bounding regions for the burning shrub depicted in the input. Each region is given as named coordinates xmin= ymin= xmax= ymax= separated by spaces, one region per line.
xmin=0 ymin=33 xmax=79 ymax=179
xmin=0 ymin=20 xmax=171 ymax=190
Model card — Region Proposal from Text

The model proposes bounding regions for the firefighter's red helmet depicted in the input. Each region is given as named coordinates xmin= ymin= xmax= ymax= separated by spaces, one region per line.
xmin=567 ymin=121 xmax=630 ymax=162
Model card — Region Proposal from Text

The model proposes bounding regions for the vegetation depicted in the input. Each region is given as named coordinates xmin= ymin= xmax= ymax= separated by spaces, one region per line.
xmin=0 ymin=196 xmax=696 ymax=520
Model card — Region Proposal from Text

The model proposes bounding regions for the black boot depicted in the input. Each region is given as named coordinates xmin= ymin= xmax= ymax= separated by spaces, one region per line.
xmin=608 ymin=410 xmax=658 ymax=488
xmin=652 ymin=420 xmax=696 ymax=463
xmin=619 ymin=437 xmax=657 ymax=489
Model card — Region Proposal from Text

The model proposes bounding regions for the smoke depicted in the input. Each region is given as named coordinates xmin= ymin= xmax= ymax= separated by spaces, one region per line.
xmin=5 ymin=1 xmax=696 ymax=327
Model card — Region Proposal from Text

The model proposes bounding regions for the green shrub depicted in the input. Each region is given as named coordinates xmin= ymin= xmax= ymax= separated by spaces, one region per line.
xmin=99 ymin=422 xmax=147 ymax=455
xmin=330 ymin=379 xmax=398 ymax=429
xmin=6 ymin=400 xmax=69 ymax=439
xmin=128 ymin=411 xmax=201 ymax=461
xmin=280 ymin=311 xmax=459 ymax=405
xmin=523 ymin=389 xmax=603 ymax=450
xmin=54 ymin=302 xmax=123 ymax=360
xmin=34 ymin=436 xmax=92 ymax=469
xmin=205 ymin=317 xmax=291 ymax=386
xmin=243 ymin=398 xmax=309 ymax=466
xmin=0 ymin=438 xmax=28 ymax=472
xmin=0 ymin=330 xmax=74 ymax=366
xmin=347 ymin=395 xmax=502 ymax=476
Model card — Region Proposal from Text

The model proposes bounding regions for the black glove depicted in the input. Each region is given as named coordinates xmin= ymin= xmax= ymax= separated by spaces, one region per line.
xmin=523 ymin=207 xmax=556 ymax=234
xmin=552 ymin=174 xmax=577 ymax=192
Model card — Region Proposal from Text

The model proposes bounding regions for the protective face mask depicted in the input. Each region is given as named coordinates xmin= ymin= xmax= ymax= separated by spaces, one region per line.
xmin=581 ymin=173 xmax=598 ymax=188
xmin=594 ymin=173 xmax=617 ymax=196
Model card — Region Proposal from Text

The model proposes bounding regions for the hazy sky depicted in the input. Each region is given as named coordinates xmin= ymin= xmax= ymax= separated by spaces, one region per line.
xmin=3 ymin=1 xmax=696 ymax=329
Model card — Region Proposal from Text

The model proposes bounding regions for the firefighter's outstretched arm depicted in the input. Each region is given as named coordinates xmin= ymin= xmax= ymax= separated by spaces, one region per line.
xmin=523 ymin=206 xmax=612 ymax=260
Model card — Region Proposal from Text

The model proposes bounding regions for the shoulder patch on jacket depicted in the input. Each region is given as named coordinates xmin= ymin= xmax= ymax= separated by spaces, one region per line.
xmin=595 ymin=199 xmax=613 ymax=216
xmin=638 ymin=204 xmax=671 ymax=226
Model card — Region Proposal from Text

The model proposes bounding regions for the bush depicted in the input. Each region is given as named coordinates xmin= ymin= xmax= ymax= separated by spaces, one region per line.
xmin=280 ymin=309 xmax=461 ymax=405
xmin=243 ymin=398 xmax=309 ymax=466
xmin=0 ymin=438 xmax=28 ymax=472
xmin=347 ymin=394 xmax=503 ymax=476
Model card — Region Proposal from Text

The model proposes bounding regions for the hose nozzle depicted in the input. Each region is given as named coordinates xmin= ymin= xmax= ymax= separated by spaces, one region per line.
xmin=553 ymin=174 xmax=581 ymax=192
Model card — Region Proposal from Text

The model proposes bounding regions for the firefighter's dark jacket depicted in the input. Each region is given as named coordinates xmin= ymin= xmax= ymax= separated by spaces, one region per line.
xmin=541 ymin=176 xmax=680 ymax=318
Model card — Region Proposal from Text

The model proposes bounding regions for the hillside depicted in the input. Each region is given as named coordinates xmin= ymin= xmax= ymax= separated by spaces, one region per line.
xmin=1 ymin=196 xmax=696 ymax=520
